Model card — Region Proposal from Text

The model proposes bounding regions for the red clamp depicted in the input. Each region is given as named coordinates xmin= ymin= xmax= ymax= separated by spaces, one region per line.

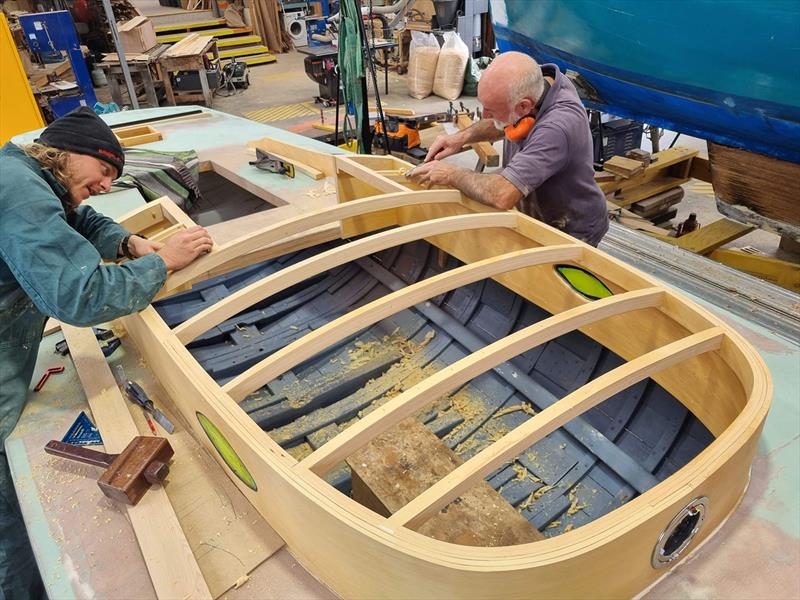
xmin=34 ymin=366 xmax=65 ymax=392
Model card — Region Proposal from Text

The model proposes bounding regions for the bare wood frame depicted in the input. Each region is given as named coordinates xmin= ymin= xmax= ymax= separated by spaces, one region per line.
xmin=114 ymin=146 xmax=772 ymax=599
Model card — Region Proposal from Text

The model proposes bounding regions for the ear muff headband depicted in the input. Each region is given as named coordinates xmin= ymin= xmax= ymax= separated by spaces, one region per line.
xmin=504 ymin=78 xmax=552 ymax=142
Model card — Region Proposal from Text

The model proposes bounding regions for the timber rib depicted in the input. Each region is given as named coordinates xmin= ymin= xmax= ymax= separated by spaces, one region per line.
xmin=298 ymin=287 xmax=664 ymax=475
xmin=174 ymin=212 xmax=520 ymax=343
xmin=222 ymin=245 xmax=584 ymax=401
xmin=387 ymin=327 xmax=725 ymax=530
xmin=159 ymin=189 xmax=463 ymax=295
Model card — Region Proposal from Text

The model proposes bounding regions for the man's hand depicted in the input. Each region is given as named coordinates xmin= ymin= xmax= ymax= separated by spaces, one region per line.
xmin=425 ymin=132 xmax=466 ymax=162
xmin=128 ymin=235 xmax=163 ymax=257
xmin=156 ymin=226 xmax=214 ymax=271
xmin=408 ymin=161 xmax=460 ymax=187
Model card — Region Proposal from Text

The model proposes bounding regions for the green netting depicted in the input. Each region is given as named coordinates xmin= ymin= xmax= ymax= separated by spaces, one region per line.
xmin=338 ymin=0 xmax=366 ymax=152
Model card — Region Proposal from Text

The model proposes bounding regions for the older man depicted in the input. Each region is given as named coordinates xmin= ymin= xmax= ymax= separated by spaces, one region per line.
xmin=411 ymin=51 xmax=608 ymax=246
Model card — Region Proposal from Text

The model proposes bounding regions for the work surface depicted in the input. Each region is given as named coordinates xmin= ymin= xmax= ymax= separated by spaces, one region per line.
xmin=8 ymin=108 xmax=800 ymax=599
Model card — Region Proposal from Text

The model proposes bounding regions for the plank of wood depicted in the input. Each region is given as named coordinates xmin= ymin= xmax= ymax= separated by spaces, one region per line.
xmin=261 ymin=149 xmax=324 ymax=180
xmin=612 ymin=176 xmax=689 ymax=207
xmin=603 ymin=155 xmax=646 ymax=179
xmin=247 ymin=137 xmax=337 ymax=177
xmin=709 ymin=248 xmax=800 ymax=292
xmin=60 ymin=325 xmax=212 ymax=600
xmin=348 ymin=418 xmax=544 ymax=544
xmin=300 ymin=287 xmax=661 ymax=476
xmin=455 ymin=114 xmax=499 ymax=168
xmin=672 ymin=218 xmax=755 ymax=255
xmin=387 ymin=328 xmax=725 ymax=530
xmin=369 ymin=106 xmax=415 ymax=116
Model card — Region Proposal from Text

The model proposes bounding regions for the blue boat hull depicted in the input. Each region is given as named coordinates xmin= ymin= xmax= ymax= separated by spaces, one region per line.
xmin=491 ymin=0 xmax=800 ymax=163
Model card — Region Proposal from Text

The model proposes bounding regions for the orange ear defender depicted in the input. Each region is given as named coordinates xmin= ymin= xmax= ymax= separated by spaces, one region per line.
xmin=504 ymin=116 xmax=536 ymax=142
xmin=503 ymin=79 xmax=551 ymax=142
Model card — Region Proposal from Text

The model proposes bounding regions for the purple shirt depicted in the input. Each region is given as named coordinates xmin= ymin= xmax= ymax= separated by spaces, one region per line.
xmin=501 ymin=64 xmax=608 ymax=246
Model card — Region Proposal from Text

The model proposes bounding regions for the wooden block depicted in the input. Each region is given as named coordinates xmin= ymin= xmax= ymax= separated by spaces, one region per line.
xmin=348 ymin=419 xmax=544 ymax=546
xmin=630 ymin=186 xmax=684 ymax=217
xmin=114 ymin=124 xmax=162 ymax=147
xmin=625 ymin=148 xmax=652 ymax=166
xmin=603 ymin=155 xmax=646 ymax=179
xmin=672 ymin=217 xmax=755 ymax=255
xmin=594 ymin=171 xmax=617 ymax=184
xmin=455 ymin=114 xmax=499 ymax=168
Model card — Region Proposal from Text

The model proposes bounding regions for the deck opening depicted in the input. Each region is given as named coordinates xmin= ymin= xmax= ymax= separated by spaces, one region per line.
xmin=190 ymin=170 xmax=275 ymax=227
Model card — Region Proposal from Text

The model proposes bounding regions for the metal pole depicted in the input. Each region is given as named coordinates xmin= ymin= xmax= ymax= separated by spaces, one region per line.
xmin=99 ymin=0 xmax=139 ymax=109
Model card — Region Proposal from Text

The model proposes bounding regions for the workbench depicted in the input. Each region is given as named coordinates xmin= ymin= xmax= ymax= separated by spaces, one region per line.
xmin=7 ymin=108 xmax=799 ymax=599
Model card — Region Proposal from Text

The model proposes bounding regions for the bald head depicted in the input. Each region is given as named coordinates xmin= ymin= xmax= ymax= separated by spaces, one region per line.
xmin=478 ymin=51 xmax=544 ymax=127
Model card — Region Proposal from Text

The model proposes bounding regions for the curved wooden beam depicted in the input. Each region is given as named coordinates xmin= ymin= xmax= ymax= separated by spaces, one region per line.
xmin=387 ymin=327 xmax=725 ymax=530
xmin=174 ymin=212 xmax=519 ymax=344
xmin=160 ymin=189 xmax=463 ymax=294
xmin=299 ymin=287 xmax=665 ymax=475
xmin=222 ymin=245 xmax=584 ymax=401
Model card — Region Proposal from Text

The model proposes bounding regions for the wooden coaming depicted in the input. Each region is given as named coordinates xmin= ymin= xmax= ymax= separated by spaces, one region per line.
xmin=118 ymin=149 xmax=771 ymax=599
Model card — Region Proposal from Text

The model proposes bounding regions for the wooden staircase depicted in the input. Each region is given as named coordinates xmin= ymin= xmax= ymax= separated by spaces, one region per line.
xmin=154 ymin=19 xmax=276 ymax=66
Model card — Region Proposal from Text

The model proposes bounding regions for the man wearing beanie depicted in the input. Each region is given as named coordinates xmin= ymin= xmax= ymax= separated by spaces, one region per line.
xmin=0 ymin=107 xmax=213 ymax=599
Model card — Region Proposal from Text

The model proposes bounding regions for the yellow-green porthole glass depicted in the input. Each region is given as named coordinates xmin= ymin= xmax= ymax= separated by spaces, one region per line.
xmin=555 ymin=265 xmax=613 ymax=300
xmin=197 ymin=412 xmax=257 ymax=491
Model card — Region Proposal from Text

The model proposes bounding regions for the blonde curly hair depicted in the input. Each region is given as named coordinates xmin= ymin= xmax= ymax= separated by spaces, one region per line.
xmin=21 ymin=142 xmax=72 ymax=189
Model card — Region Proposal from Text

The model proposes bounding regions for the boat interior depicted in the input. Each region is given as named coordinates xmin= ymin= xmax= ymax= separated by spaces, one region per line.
xmin=153 ymin=235 xmax=715 ymax=542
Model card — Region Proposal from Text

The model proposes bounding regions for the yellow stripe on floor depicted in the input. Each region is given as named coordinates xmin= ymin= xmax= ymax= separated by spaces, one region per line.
xmin=244 ymin=103 xmax=319 ymax=123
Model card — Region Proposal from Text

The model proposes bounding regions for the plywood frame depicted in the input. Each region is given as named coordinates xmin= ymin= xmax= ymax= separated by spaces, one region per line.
xmin=116 ymin=144 xmax=772 ymax=600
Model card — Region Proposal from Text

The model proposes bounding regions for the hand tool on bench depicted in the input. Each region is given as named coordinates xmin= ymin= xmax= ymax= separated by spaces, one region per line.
xmin=249 ymin=148 xmax=295 ymax=178
xmin=44 ymin=436 xmax=174 ymax=505
xmin=55 ymin=328 xmax=120 ymax=357
xmin=34 ymin=365 xmax=65 ymax=392
xmin=114 ymin=365 xmax=175 ymax=434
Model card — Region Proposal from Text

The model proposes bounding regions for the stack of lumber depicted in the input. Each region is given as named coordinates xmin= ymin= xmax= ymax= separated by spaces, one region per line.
xmin=162 ymin=33 xmax=212 ymax=57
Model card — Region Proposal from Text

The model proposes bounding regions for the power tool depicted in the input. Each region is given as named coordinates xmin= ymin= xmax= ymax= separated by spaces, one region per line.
xmin=222 ymin=58 xmax=250 ymax=89
xmin=372 ymin=113 xmax=448 ymax=161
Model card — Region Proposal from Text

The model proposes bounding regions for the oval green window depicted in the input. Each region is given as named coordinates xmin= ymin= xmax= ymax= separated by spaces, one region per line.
xmin=196 ymin=412 xmax=257 ymax=491
xmin=555 ymin=265 xmax=613 ymax=300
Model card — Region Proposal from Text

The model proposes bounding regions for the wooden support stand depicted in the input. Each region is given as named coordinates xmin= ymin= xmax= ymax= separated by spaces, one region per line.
xmin=159 ymin=34 xmax=219 ymax=107
xmin=600 ymin=147 xmax=698 ymax=208
xmin=348 ymin=419 xmax=544 ymax=545
xmin=100 ymin=45 xmax=168 ymax=108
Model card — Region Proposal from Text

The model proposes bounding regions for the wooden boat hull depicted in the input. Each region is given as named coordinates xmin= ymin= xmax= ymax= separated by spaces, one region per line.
xmin=117 ymin=151 xmax=771 ymax=598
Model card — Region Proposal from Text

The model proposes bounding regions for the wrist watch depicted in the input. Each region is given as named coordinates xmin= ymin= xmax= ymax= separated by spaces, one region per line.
xmin=120 ymin=234 xmax=135 ymax=259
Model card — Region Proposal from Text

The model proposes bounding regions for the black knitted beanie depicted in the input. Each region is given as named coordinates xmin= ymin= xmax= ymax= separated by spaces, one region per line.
xmin=36 ymin=106 xmax=125 ymax=176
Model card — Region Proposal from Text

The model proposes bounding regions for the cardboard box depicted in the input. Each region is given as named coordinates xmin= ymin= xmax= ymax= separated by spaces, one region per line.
xmin=117 ymin=16 xmax=157 ymax=53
